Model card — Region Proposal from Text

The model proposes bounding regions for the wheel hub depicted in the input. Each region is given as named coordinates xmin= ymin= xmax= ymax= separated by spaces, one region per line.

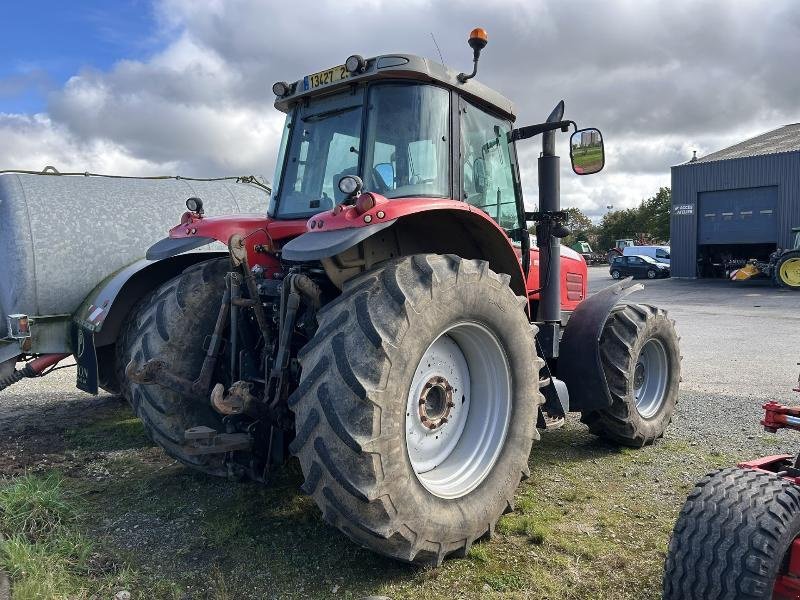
xmin=405 ymin=322 xmax=511 ymax=499
xmin=633 ymin=362 xmax=646 ymax=389
xmin=633 ymin=338 xmax=669 ymax=419
xmin=418 ymin=376 xmax=455 ymax=430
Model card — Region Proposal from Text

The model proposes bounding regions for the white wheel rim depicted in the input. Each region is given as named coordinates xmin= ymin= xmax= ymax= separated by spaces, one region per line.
xmin=405 ymin=321 xmax=511 ymax=499
xmin=634 ymin=338 xmax=669 ymax=419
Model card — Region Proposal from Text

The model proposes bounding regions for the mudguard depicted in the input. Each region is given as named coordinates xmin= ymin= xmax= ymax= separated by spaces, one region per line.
xmin=281 ymin=219 xmax=396 ymax=261
xmin=74 ymin=253 xmax=226 ymax=346
xmin=146 ymin=236 xmax=216 ymax=260
xmin=557 ymin=277 xmax=643 ymax=412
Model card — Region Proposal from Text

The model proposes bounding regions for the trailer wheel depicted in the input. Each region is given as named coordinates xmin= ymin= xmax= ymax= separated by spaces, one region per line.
xmin=664 ymin=467 xmax=800 ymax=600
xmin=580 ymin=303 xmax=680 ymax=447
xmin=289 ymin=254 xmax=543 ymax=565
xmin=776 ymin=251 xmax=800 ymax=290
xmin=122 ymin=258 xmax=229 ymax=476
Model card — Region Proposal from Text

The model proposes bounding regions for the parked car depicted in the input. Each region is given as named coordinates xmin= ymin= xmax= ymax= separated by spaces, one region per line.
xmin=622 ymin=245 xmax=670 ymax=265
xmin=610 ymin=255 xmax=671 ymax=279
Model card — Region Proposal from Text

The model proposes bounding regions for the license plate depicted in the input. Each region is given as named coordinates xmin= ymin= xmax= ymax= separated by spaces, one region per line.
xmin=303 ymin=65 xmax=349 ymax=91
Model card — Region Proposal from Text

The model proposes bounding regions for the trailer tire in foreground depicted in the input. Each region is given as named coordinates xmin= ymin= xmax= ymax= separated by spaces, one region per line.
xmin=663 ymin=467 xmax=800 ymax=600
xmin=580 ymin=303 xmax=680 ymax=447
xmin=122 ymin=258 xmax=229 ymax=476
xmin=289 ymin=254 xmax=544 ymax=565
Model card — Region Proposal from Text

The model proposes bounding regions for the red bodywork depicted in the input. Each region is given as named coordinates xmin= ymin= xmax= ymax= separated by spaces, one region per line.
xmin=166 ymin=193 xmax=587 ymax=311
xmin=738 ymin=394 xmax=800 ymax=597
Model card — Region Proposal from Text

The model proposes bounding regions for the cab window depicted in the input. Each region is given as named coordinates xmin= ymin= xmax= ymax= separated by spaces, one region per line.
xmin=460 ymin=100 xmax=519 ymax=231
xmin=363 ymin=84 xmax=450 ymax=199
xmin=656 ymin=248 xmax=670 ymax=259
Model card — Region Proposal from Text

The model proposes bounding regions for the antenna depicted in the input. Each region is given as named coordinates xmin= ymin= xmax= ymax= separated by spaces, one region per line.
xmin=430 ymin=32 xmax=445 ymax=64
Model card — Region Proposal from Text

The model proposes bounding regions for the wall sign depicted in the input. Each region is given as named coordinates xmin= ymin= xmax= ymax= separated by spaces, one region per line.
xmin=673 ymin=204 xmax=694 ymax=215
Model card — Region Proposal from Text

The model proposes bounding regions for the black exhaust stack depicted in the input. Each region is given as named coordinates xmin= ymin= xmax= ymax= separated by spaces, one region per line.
xmin=536 ymin=100 xmax=566 ymax=359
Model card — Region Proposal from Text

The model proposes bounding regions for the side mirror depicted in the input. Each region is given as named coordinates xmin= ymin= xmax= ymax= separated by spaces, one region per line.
xmin=473 ymin=158 xmax=487 ymax=194
xmin=569 ymin=128 xmax=605 ymax=175
xmin=374 ymin=163 xmax=395 ymax=189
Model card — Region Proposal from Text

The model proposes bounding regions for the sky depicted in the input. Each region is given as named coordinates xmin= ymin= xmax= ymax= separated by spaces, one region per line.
xmin=2 ymin=0 xmax=799 ymax=219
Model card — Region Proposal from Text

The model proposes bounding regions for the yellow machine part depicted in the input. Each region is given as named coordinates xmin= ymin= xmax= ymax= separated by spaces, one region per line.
xmin=731 ymin=264 xmax=761 ymax=281
xmin=778 ymin=257 xmax=800 ymax=287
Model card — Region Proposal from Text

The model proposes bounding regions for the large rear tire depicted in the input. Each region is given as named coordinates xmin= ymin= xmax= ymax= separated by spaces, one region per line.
xmin=580 ymin=303 xmax=680 ymax=447
xmin=775 ymin=251 xmax=800 ymax=290
xmin=289 ymin=254 xmax=544 ymax=565
xmin=663 ymin=467 xmax=800 ymax=600
xmin=122 ymin=258 xmax=229 ymax=476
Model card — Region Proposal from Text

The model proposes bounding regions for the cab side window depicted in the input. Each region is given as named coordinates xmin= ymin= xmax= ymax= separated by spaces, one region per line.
xmin=460 ymin=100 xmax=519 ymax=231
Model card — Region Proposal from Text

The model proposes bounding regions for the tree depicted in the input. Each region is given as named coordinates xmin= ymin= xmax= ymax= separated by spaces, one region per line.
xmin=639 ymin=187 xmax=671 ymax=242
xmin=595 ymin=187 xmax=672 ymax=249
xmin=562 ymin=207 xmax=596 ymax=248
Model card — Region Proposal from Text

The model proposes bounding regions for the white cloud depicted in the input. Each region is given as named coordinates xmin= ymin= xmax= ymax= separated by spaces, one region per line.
xmin=2 ymin=0 xmax=799 ymax=214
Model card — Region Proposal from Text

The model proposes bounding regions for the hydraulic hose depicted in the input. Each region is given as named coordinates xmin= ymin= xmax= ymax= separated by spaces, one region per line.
xmin=0 ymin=364 xmax=35 ymax=392
xmin=0 ymin=353 xmax=70 ymax=392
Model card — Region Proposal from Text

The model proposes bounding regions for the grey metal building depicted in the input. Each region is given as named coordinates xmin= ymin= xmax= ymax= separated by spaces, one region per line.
xmin=670 ymin=123 xmax=800 ymax=278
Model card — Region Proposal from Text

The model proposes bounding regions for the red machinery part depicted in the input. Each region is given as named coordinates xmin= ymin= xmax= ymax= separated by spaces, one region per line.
xmin=762 ymin=401 xmax=800 ymax=433
xmin=773 ymin=538 xmax=800 ymax=597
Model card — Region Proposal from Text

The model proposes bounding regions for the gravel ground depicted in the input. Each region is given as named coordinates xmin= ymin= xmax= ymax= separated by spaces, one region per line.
xmin=588 ymin=266 xmax=800 ymax=457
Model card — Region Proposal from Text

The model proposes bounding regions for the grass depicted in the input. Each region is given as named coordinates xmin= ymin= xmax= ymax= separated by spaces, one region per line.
xmin=1 ymin=403 xmax=740 ymax=599
xmin=0 ymin=474 xmax=75 ymax=541
xmin=0 ymin=473 xmax=126 ymax=599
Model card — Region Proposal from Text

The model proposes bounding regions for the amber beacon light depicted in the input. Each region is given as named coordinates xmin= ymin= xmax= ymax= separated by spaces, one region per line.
xmin=458 ymin=27 xmax=488 ymax=82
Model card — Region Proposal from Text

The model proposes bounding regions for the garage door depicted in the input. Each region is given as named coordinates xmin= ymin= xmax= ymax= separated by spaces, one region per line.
xmin=698 ymin=186 xmax=778 ymax=244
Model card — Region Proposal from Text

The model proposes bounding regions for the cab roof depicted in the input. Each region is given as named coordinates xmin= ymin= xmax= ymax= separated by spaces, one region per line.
xmin=273 ymin=53 xmax=516 ymax=122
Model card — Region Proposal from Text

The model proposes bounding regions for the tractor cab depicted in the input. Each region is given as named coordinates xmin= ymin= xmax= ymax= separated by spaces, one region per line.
xmin=269 ymin=49 xmax=524 ymax=233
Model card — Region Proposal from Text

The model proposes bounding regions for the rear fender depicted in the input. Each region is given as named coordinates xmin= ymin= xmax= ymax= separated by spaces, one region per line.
xmin=281 ymin=195 xmax=526 ymax=296
xmin=557 ymin=277 xmax=643 ymax=412
xmin=75 ymin=253 xmax=228 ymax=347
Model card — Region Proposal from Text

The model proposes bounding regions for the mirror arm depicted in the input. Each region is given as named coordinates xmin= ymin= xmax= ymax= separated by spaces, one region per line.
xmin=508 ymin=120 xmax=575 ymax=144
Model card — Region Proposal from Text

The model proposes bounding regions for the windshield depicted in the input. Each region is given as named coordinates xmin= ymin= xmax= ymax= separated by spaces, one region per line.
xmin=271 ymin=83 xmax=450 ymax=219
xmin=640 ymin=255 xmax=660 ymax=264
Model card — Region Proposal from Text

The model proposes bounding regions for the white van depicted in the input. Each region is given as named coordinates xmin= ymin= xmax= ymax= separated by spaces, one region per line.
xmin=622 ymin=245 xmax=671 ymax=265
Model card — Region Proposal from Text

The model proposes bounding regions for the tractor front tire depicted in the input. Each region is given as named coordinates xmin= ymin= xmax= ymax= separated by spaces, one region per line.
xmin=289 ymin=254 xmax=544 ymax=565
xmin=580 ymin=303 xmax=680 ymax=447
xmin=663 ymin=467 xmax=800 ymax=600
xmin=121 ymin=258 xmax=229 ymax=476
xmin=775 ymin=251 xmax=800 ymax=290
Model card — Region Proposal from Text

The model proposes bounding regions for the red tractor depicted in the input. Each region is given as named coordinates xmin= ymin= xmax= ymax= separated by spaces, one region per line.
xmin=664 ymin=373 xmax=800 ymax=599
xmin=110 ymin=29 xmax=681 ymax=564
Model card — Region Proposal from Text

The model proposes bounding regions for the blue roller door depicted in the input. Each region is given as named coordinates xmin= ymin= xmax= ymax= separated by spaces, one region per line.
xmin=698 ymin=186 xmax=778 ymax=244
